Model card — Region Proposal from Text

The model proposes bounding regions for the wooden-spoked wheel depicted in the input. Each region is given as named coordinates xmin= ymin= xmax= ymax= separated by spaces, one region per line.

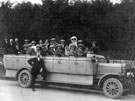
xmin=103 ymin=78 xmax=123 ymax=99
xmin=18 ymin=69 xmax=32 ymax=88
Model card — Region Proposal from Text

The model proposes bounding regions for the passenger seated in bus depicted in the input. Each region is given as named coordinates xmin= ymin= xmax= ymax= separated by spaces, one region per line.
xmin=8 ymin=39 xmax=16 ymax=54
xmin=60 ymin=39 xmax=65 ymax=48
xmin=29 ymin=41 xmax=37 ymax=55
xmin=30 ymin=41 xmax=36 ymax=51
xmin=84 ymin=46 xmax=89 ymax=56
xmin=23 ymin=39 xmax=31 ymax=54
xmin=77 ymin=44 xmax=85 ymax=57
xmin=69 ymin=43 xmax=77 ymax=56
xmin=90 ymin=41 xmax=99 ymax=54
xmin=65 ymin=45 xmax=70 ymax=56
xmin=37 ymin=45 xmax=48 ymax=56
xmin=37 ymin=40 xmax=43 ymax=47
xmin=55 ymin=44 xmax=65 ymax=57
xmin=48 ymin=44 xmax=55 ymax=55
xmin=50 ymin=38 xmax=58 ymax=47
xmin=3 ymin=38 xmax=9 ymax=54
xmin=15 ymin=45 xmax=22 ymax=55
xmin=69 ymin=36 xmax=77 ymax=49
xmin=14 ymin=38 xmax=20 ymax=48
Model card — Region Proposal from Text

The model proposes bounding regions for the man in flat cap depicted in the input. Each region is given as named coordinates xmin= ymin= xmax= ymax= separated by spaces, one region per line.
xmin=23 ymin=39 xmax=30 ymax=54
xmin=55 ymin=44 xmax=65 ymax=57
xmin=50 ymin=38 xmax=58 ymax=48
xmin=60 ymin=39 xmax=66 ymax=54
xmin=77 ymin=44 xmax=85 ymax=57
xmin=48 ymin=44 xmax=56 ymax=55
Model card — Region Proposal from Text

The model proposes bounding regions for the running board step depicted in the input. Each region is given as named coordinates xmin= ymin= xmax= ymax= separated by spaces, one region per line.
xmin=47 ymin=84 xmax=103 ymax=94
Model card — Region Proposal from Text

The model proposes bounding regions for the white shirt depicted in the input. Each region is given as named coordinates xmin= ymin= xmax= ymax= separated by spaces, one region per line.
xmin=37 ymin=57 xmax=40 ymax=61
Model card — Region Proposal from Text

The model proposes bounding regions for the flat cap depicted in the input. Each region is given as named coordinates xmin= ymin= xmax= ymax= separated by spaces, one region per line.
xmin=51 ymin=38 xmax=56 ymax=41
xmin=24 ymin=39 xmax=29 ymax=42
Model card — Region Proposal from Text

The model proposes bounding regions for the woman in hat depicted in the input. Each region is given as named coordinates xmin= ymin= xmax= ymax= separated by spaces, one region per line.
xmin=69 ymin=36 xmax=77 ymax=49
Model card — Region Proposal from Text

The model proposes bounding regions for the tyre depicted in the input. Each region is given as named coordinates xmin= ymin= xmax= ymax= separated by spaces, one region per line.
xmin=18 ymin=69 xmax=32 ymax=88
xmin=103 ymin=78 xmax=123 ymax=99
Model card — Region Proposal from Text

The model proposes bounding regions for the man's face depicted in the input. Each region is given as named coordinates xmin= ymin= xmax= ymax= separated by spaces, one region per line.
xmin=57 ymin=47 xmax=62 ymax=51
xmin=32 ymin=43 xmax=36 ymax=46
xmin=61 ymin=41 xmax=65 ymax=45
xmin=10 ymin=39 xmax=13 ymax=43
xmin=16 ymin=46 xmax=19 ymax=50
xmin=39 ymin=40 xmax=43 ymax=44
xmin=51 ymin=40 xmax=55 ymax=43
xmin=5 ymin=38 xmax=8 ymax=42
xmin=92 ymin=43 xmax=96 ymax=47
xmin=15 ymin=38 xmax=18 ymax=42
xmin=25 ymin=41 xmax=29 ymax=44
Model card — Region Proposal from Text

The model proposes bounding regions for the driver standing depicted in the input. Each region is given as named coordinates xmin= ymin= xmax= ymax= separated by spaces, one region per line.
xmin=28 ymin=52 xmax=46 ymax=91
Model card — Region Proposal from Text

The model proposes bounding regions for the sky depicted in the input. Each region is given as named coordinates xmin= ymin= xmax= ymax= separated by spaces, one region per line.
xmin=0 ymin=0 xmax=121 ymax=4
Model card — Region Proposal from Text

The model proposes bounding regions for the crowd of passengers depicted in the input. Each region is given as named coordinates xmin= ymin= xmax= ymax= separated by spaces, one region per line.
xmin=3 ymin=36 xmax=99 ymax=57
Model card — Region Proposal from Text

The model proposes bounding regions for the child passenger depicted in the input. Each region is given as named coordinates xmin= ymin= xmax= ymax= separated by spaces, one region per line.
xmin=69 ymin=43 xmax=77 ymax=57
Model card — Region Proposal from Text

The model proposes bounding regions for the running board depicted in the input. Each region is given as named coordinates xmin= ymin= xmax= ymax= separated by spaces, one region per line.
xmin=37 ymin=80 xmax=130 ymax=94
xmin=47 ymin=84 xmax=103 ymax=94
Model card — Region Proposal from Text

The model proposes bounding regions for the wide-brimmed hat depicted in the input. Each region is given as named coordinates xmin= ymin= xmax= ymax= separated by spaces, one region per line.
xmin=24 ymin=39 xmax=29 ymax=42
xmin=70 ymin=36 xmax=77 ymax=40
xmin=31 ymin=41 xmax=36 ymax=44
xmin=51 ymin=38 xmax=56 ymax=41
xmin=60 ymin=39 xmax=65 ymax=42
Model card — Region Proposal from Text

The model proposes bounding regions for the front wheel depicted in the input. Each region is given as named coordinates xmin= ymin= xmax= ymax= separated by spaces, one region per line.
xmin=18 ymin=69 xmax=32 ymax=88
xmin=103 ymin=78 xmax=123 ymax=99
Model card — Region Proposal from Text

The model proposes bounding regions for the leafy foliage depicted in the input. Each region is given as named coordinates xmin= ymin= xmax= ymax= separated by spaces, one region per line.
xmin=0 ymin=0 xmax=135 ymax=59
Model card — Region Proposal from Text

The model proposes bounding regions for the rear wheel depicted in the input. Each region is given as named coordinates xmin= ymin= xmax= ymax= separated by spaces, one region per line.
xmin=18 ymin=69 xmax=32 ymax=88
xmin=103 ymin=78 xmax=123 ymax=99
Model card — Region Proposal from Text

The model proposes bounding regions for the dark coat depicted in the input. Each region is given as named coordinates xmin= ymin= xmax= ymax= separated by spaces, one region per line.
xmin=90 ymin=46 xmax=99 ymax=54
xmin=28 ymin=57 xmax=46 ymax=75
xmin=3 ymin=41 xmax=9 ymax=54
xmin=8 ymin=43 xmax=17 ymax=54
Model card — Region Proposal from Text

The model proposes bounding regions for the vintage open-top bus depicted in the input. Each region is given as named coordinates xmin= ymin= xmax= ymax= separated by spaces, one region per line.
xmin=3 ymin=54 xmax=132 ymax=99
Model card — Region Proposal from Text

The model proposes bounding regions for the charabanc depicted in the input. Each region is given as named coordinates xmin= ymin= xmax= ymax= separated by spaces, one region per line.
xmin=3 ymin=54 xmax=132 ymax=99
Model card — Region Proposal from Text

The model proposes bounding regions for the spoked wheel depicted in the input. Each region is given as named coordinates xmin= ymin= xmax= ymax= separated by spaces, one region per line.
xmin=18 ymin=69 xmax=32 ymax=88
xmin=103 ymin=78 xmax=123 ymax=99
